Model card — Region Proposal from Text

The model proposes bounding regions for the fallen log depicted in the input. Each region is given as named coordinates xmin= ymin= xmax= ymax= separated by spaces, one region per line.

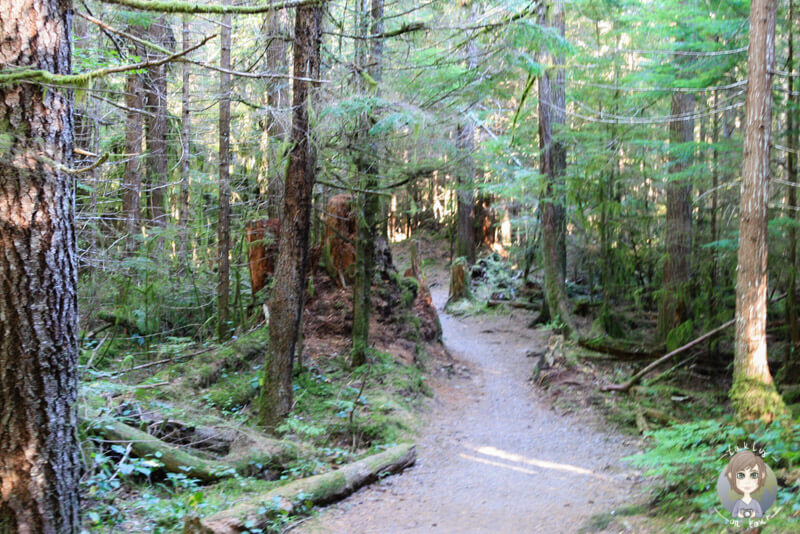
xmin=601 ymin=319 xmax=735 ymax=393
xmin=487 ymin=299 xmax=538 ymax=311
xmin=82 ymin=413 xmax=237 ymax=483
xmin=183 ymin=443 xmax=416 ymax=534
xmin=578 ymin=336 xmax=661 ymax=360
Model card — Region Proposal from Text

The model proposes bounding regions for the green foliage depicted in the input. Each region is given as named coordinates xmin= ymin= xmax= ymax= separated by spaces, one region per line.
xmin=665 ymin=320 xmax=693 ymax=352
xmin=629 ymin=417 xmax=800 ymax=531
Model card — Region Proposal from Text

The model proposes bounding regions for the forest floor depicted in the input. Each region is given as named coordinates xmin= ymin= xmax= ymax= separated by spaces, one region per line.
xmin=295 ymin=250 xmax=653 ymax=534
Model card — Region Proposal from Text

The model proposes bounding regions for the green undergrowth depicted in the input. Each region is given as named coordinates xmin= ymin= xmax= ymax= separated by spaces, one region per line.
xmin=80 ymin=333 xmax=431 ymax=532
xmin=628 ymin=417 xmax=800 ymax=532
xmin=279 ymin=348 xmax=432 ymax=453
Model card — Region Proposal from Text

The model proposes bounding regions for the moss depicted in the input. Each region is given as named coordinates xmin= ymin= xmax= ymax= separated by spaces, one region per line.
xmin=101 ymin=0 xmax=321 ymax=15
xmin=729 ymin=377 xmax=787 ymax=423
xmin=204 ymin=372 xmax=259 ymax=412
xmin=399 ymin=276 xmax=420 ymax=308
xmin=310 ymin=472 xmax=346 ymax=501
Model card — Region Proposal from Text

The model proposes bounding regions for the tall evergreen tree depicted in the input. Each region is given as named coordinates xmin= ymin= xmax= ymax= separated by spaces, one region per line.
xmin=0 ymin=0 xmax=81 ymax=530
xmin=731 ymin=0 xmax=785 ymax=422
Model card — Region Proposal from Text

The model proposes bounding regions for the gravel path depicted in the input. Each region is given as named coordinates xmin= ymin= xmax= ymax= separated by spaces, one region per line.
xmin=296 ymin=287 xmax=645 ymax=534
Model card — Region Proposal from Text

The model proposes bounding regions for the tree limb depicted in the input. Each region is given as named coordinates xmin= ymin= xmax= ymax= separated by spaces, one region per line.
xmin=600 ymin=319 xmax=735 ymax=393
xmin=0 ymin=34 xmax=215 ymax=86
xmin=98 ymin=0 xmax=322 ymax=15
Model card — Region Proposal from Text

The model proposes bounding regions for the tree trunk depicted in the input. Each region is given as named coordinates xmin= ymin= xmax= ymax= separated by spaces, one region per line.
xmin=731 ymin=0 xmax=785 ymax=423
xmin=657 ymin=91 xmax=694 ymax=341
xmin=144 ymin=16 xmax=170 ymax=228
xmin=787 ymin=1 xmax=800 ymax=348
xmin=0 ymin=1 xmax=81 ymax=531
xmin=263 ymin=7 xmax=290 ymax=220
xmin=217 ymin=7 xmax=232 ymax=341
xmin=455 ymin=2 xmax=477 ymax=264
xmin=456 ymin=120 xmax=476 ymax=264
xmin=258 ymin=3 xmax=323 ymax=429
xmin=179 ymin=16 xmax=191 ymax=270
xmin=537 ymin=0 xmax=575 ymax=333
xmin=351 ymin=0 xmax=384 ymax=366
xmin=123 ymin=62 xmax=144 ymax=255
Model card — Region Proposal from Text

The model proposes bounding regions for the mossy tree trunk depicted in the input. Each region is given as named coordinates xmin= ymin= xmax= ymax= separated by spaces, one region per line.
xmin=259 ymin=3 xmax=324 ymax=429
xmin=217 ymin=5 xmax=232 ymax=341
xmin=731 ymin=0 xmax=786 ymax=423
xmin=537 ymin=0 xmax=575 ymax=334
xmin=179 ymin=16 xmax=192 ymax=270
xmin=351 ymin=0 xmax=385 ymax=367
xmin=0 ymin=0 xmax=81 ymax=530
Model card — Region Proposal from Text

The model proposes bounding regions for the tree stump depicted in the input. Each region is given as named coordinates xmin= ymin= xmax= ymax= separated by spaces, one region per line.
xmin=447 ymin=257 xmax=471 ymax=305
xmin=322 ymin=193 xmax=357 ymax=286
xmin=245 ymin=218 xmax=281 ymax=297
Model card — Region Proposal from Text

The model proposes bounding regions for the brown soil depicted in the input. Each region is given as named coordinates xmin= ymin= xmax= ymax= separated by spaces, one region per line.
xmin=295 ymin=272 xmax=652 ymax=534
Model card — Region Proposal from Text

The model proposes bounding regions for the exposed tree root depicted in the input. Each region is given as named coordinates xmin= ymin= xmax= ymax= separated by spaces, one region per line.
xmin=183 ymin=443 xmax=416 ymax=534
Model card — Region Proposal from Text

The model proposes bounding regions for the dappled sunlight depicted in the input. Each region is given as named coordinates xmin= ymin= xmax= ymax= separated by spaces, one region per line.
xmin=458 ymin=453 xmax=540 ymax=475
xmin=463 ymin=444 xmax=609 ymax=480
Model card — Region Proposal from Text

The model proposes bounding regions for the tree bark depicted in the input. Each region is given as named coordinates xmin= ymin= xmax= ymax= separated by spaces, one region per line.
xmin=263 ymin=6 xmax=290 ymax=220
xmin=456 ymin=119 xmax=476 ymax=264
xmin=455 ymin=2 xmax=477 ymax=265
xmin=0 ymin=1 xmax=81 ymax=531
xmin=258 ymin=3 xmax=323 ymax=428
xmin=179 ymin=16 xmax=191 ymax=270
xmin=217 ymin=7 xmax=232 ymax=341
xmin=537 ymin=0 xmax=575 ymax=334
xmin=123 ymin=58 xmax=144 ymax=255
xmin=731 ymin=0 xmax=785 ymax=422
xmin=351 ymin=0 xmax=384 ymax=366
xmin=787 ymin=2 xmax=800 ymax=348
xmin=144 ymin=16 xmax=171 ymax=228
xmin=657 ymin=91 xmax=694 ymax=341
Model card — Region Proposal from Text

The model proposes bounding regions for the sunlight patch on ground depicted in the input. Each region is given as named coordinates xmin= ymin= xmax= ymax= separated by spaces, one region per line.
xmin=458 ymin=453 xmax=540 ymax=475
xmin=464 ymin=444 xmax=609 ymax=480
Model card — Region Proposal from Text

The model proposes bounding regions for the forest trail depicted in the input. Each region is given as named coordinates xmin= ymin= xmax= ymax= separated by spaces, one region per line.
xmin=296 ymin=284 xmax=647 ymax=534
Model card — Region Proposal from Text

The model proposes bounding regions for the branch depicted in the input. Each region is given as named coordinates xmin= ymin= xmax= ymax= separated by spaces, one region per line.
xmin=97 ymin=0 xmax=322 ymax=15
xmin=67 ymin=152 xmax=108 ymax=174
xmin=0 ymin=34 xmax=215 ymax=86
xmin=79 ymin=11 xmax=328 ymax=82
xmin=600 ymin=320 xmax=734 ymax=393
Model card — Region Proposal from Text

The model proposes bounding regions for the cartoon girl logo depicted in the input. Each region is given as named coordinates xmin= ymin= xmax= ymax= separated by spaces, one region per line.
xmin=716 ymin=450 xmax=778 ymax=520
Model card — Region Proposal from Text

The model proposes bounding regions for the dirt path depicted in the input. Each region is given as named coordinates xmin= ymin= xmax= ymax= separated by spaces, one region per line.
xmin=296 ymin=286 xmax=646 ymax=534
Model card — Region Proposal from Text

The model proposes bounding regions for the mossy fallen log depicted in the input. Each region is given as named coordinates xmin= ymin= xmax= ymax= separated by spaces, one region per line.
xmin=82 ymin=414 xmax=238 ymax=483
xmin=82 ymin=411 xmax=295 ymax=482
xmin=183 ymin=443 xmax=416 ymax=534
xmin=577 ymin=336 xmax=661 ymax=360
